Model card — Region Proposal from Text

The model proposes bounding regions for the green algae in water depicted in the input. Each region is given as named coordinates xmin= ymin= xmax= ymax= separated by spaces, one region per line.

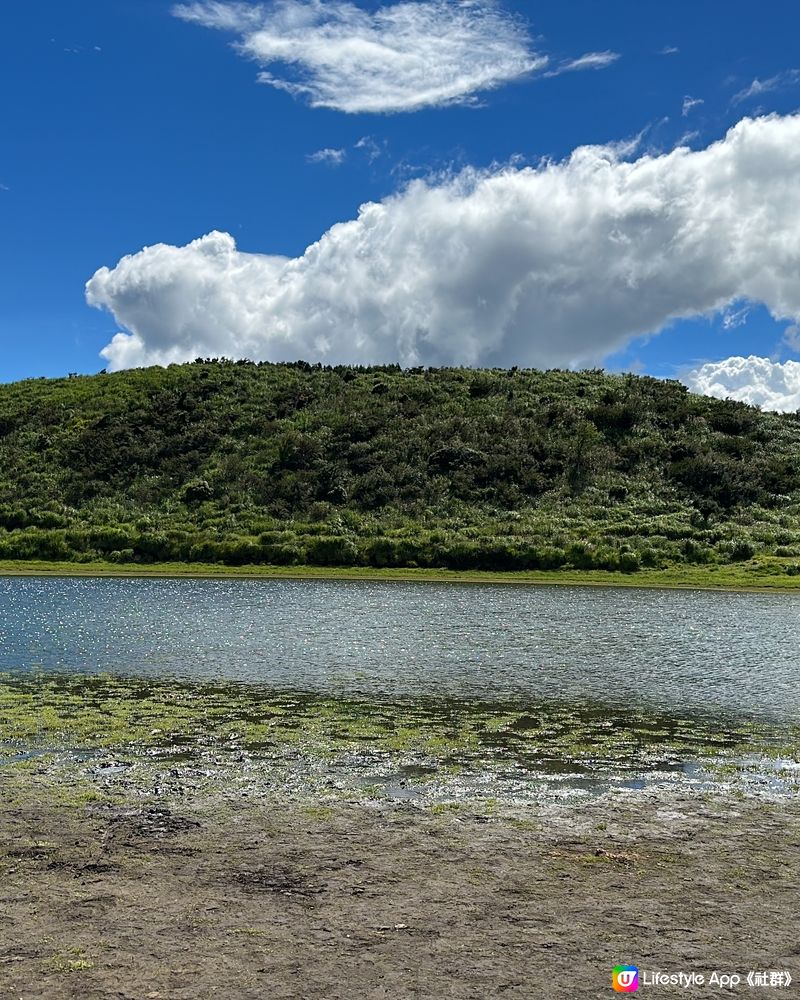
xmin=1 ymin=672 xmax=797 ymax=781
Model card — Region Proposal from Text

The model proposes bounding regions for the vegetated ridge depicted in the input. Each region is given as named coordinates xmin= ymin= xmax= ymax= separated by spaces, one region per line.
xmin=2 ymin=359 xmax=800 ymax=576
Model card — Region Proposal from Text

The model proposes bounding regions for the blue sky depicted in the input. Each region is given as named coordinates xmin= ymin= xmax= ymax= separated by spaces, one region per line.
xmin=2 ymin=0 xmax=800 ymax=407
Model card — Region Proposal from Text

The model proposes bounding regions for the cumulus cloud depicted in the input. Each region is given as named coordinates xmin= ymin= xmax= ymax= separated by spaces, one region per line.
xmin=306 ymin=147 xmax=346 ymax=166
xmin=173 ymin=0 xmax=543 ymax=113
xmin=686 ymin=356 xmax=800 ymax=412
xmin=88 ymin=114 xmax=800 ymax=374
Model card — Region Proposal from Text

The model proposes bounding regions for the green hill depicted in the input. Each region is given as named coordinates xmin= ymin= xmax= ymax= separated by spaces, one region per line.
xmin=2 ymin=359 xmax=800 ymax=576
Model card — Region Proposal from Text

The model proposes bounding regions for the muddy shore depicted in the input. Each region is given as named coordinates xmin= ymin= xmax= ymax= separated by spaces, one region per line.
xmin=2 ymin=672 xmax=798 ymax=997
xmin=2 ymin=780 xmax=799 ymax=999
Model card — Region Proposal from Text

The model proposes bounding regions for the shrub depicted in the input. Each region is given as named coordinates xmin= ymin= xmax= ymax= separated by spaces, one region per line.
xmin=618 ymin=551 xmax=640 ymax=573
xmin=729 ymin=539 xmax=756 ymax=562
xmin=218 ymin=540 xmax=263 ymax=565
xmin=179 ymin=479 xmax=214 ymax=504
xmin=538 ymin=547 xmax=567 ymax=570
xmin=682 ymin=539 xmax=715 ymax=564
xmin=0 ymin=529 xmax=72 ymax=561
xmin=566 ymin=542 xmax=595 ymax=570
xmin=90 ymin=527 xmax=135 ymax=553
xmin=188 ymin=540 xmax=224 ymax=563
xmin=440 ymin=542 xmax=481 ymax=570
xmin=260 ymin=542 xmax=304 ymax=565
xmin=639 ymin=548 xmax=660 ymax=568
xmin=107 ymin=548 xmax=135 ymax=563
xmin=305 ymin=536 xmax=358 ymax=566
xmin=134 ymin=533 xmax=172 ymax=562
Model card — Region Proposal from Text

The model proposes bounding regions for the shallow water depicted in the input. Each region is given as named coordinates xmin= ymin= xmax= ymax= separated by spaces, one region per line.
xmin=1 ymin=576 xmax=799 ymax=723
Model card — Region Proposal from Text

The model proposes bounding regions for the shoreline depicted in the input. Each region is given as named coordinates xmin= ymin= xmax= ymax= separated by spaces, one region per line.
xmin=2 ymin=670 xmax=798 ymax=812
xmin=2 ymin=665 xmax=798 ymax=996
xmin=2 ymin=558 xmax=800 ymax=594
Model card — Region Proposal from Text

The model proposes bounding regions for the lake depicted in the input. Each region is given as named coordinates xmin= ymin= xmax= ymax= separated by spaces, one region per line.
xmin=1 ymin=576 xmax=799 ymax=724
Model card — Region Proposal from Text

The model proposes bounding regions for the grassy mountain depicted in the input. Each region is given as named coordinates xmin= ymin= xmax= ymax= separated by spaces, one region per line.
xmin=2 ymin=359 xmax=800 ymax=575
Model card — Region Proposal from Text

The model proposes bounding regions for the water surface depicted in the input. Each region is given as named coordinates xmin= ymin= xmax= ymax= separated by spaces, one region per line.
xmin=1 ymin=577 xmax=798 ymax=724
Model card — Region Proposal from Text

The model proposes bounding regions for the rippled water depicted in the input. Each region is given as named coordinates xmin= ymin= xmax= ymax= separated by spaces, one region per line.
xmin=1 ymin=577 xmax=799 ymax=723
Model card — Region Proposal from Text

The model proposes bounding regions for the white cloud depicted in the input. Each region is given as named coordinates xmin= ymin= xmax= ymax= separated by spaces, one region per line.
xmin=686 ymin=356 xmax=800 ymax=412
xmin=784 ymin=325 xmax=800 ymax=352
xmin=676 ymin=129 xmax=700 ymax=146
xmin=306 ymin=147 xmax=346 ymax=166
xmin=355 ymin=135 xmax=383 ymax=163
xmin=682 ymin=95 xmax=703 ymax=117
xmin=733 ymin=69 xmax=800 ymax=105
xmin=88 ymin=114 xmax=800 ymax=374
xmin=549 ymin=50 xmax=620 ymax=75
xmin=660 ymin=45 xmax=679 ymax=56
xmin=174 ymin=1 xmax=265 ymax=31
xmin=721 ymin=303 xmax=750 ymax=330
xmin=173 ymin=0 xmax=544 ymax=113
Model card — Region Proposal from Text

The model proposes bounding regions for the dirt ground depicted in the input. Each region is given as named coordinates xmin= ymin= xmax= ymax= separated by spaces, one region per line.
xmin=1 ymin=789 xmax=799 ymax=999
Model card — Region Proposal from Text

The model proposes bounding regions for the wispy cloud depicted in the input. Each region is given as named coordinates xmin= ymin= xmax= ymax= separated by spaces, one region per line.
xmin=721 ymin=303 xmax=750 ymax=330
xmin=682 ymin=95 xmax=703 ymax=117
xmin=660 ymin=45 xmax=679 ymax=56
xmin=676 ymin=129 xmax=700 ymax=147
xmin=733 ymin=68 xmax=800 ymax=104
xmin=783 ymin=324 xmax=800 ymax=352
xmin=545 ymin=50 xmax=621 ymax=77
xmin=173 ymin=0 xmax=545 ymax=114
xmin=306 ymin=147 xmax=346 ymax=166
xmin=355 ymin=135 xmax=384 ymax=163
xmin=58 ymin=42 xmax=103 ymax=55
xmin=306 ymin=137 xmax=387 ymax=168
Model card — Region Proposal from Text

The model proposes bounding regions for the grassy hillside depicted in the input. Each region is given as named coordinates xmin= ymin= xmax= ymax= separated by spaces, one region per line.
xmin=2 ymin=359 xmax=800 ymax=576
